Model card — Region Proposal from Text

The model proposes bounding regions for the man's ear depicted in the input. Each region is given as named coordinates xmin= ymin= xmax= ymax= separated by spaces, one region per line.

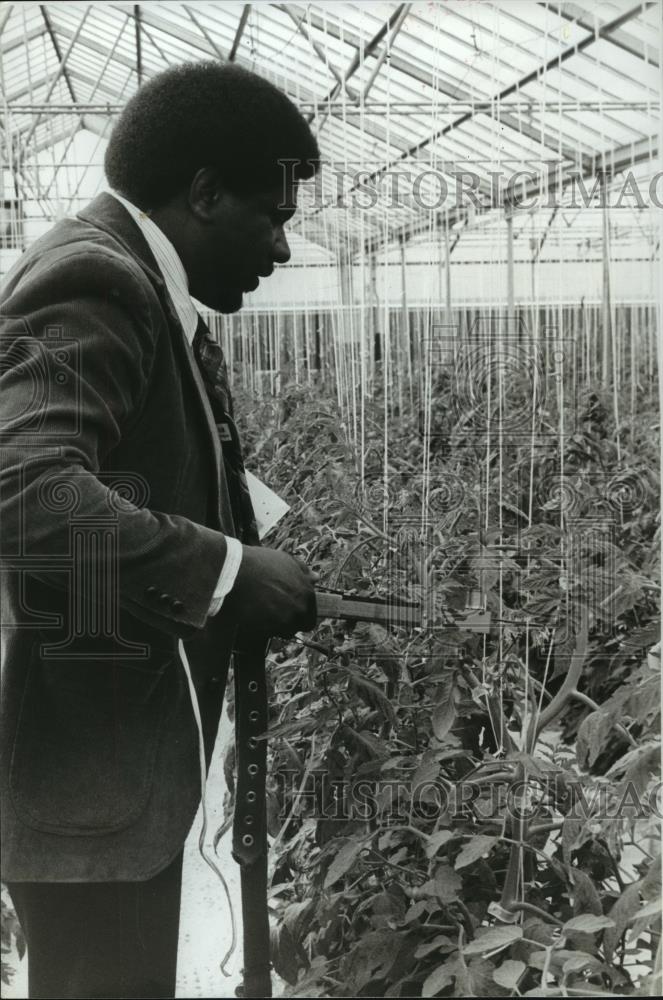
xmin=188 ymin=167 xmax=225 ymax=222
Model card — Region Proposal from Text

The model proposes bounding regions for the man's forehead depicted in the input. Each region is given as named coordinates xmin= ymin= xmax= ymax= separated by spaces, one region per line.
xmin=276 ymin=177 xmax=299 ymax=212
xmin=257 ymin=177 xmax=298 ymax=213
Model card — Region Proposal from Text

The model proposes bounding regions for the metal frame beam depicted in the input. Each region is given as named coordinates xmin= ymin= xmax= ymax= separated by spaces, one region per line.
xmin=40 ymin=5 xmax=79 ymax=105
xmin=0 ymin=4 xmax=14 ymax=37
xmin=366 ymin=132 xmax=658 ymax=255
xmin=54 ymin=21 xmax=137 ymax=72
xmin=229 ymin=4 xmax=251 ymax=62
xmin=19 ymin=7 xmax=90 ymax=159
xmin=2 ymin=24 xmax=46 ymax=55
xmin=134 ymin=4 xmax=142 ymax=85
xmin=591 ymin=135 xmax=658 ymax=174
xmin=279 ymin=5 xmax=349 ymax=96
xmin=359 ymin=2 xmax=411 ymax=104
xmin=340 ymin=0 xmax=652 ymax=217
xmin=8 ymin=74 xmax=58 ymax=103
xmin=132 ymin=6 xmax=311 ymax=100
xmin=284 ymin=3 xmax=582 ymax=159
xmin=311 ymin=3 xmax=409 ymax=125
xmin=184 ymin=4 xmax=227 ymax=61
xmin=541 ymin=1 xmax=658 ymax=67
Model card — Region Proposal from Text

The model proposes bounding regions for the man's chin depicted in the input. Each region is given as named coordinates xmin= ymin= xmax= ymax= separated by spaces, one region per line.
xmin=199 ymin=288 xmax=244 ymax=313
xmin=193 ymin=288 xmax=244 ymax=313
xmin=217 ymin=292 xmax=243 ymax=314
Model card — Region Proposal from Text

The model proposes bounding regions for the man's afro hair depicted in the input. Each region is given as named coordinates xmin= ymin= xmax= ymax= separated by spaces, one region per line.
xmin=105 ymin=61 xmax=320 ymax=207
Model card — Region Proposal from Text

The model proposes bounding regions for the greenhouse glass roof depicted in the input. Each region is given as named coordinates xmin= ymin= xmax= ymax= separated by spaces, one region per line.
xmin=1 ymin=1 xmax=660 ymax=258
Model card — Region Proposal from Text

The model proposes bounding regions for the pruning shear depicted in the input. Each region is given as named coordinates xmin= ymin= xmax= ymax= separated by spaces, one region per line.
xmin=314 ymin=588 xmax=491 ymax=633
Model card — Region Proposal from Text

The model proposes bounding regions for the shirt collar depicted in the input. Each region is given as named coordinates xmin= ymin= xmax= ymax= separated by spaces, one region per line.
xmin=110 ymin=191 xmax=199 ymax=345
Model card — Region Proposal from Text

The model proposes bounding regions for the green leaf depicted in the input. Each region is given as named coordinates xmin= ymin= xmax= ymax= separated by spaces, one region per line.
xmin=433 ymin=862 xmax=463 ymax=904
xmin=493 ymin=959 xmax=526 ymax=988
xmin=562 ymin=953 xmax=603 ymax=975
xmin=324 ymin=839 xmax=363 ymax=889
xmin=455 ymin=957 xmax=506 ymax=997
xmin=562 ymin=817 xmax=589 ymax=864
xmin=529 ymin=948 xmax=597 ymax=973
xmin=267 ymin=716 xmax=317 ymax=740
xmin=432 ymin=697 xmax=457 ymax=741
xmin=562 ymin=914 xmax=615 ymax=934
xmin=422 ymin=959 xmax=458 ymax=997
xmin=349 ymin=674 xmax=397 ymax=725
xmin=343 ymin=931 xmax=405 ymax=991
xmin=463 ymin=926 xmax=523 ymax=956
xmin=571 ymin=869 xmax=603 ymax=917
xmin=455 ymin=835 xmax=498 ymax=870
xmin=576 ymin=709 xmax=614 ymax=769
xmin=425 ymin=830 xmax=455 ymax=860
xmin=603 ymin=882 xmax=642 ymax=962
xmin=413 ymin=754 xmax=441 ymax=788
xmin=627 ymin=898 xmax=662 ymax=940
xmin=414 ymin=935 xmax=455 ymax=959
xmin=283 ymin=899 xmax=316 ymax=944
xmin=270 ymin=923 xmax=307 ymax=985
xmin=403 ymin=899 xmax=431 ymax=924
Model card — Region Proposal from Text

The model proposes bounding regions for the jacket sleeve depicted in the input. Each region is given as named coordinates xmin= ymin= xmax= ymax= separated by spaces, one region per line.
xmin=0 ymin=246 xmax=228 ymax=636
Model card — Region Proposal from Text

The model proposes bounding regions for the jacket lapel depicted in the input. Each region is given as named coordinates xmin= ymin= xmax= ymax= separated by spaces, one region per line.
xmin=77 ymin=194 xmax=224 ymax=529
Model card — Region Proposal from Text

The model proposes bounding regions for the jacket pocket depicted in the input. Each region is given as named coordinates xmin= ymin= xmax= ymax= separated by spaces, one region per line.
xmin=9 ymin=639 xmax=173 ymax=835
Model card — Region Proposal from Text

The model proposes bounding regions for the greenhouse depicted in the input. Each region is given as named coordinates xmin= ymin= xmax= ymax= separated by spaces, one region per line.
xmin=1 ymin=2 xmax=661 ymax=998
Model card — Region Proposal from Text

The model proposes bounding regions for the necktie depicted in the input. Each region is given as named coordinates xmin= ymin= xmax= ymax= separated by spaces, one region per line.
xmin=192 ymin=316 xmax=259 ymax=546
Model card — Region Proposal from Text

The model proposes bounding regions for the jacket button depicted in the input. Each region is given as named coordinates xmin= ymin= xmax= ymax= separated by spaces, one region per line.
xmin=171 ymin=598 xmax=184 ymax=612
xmin=159 ymin=593 xmax=170 ymax=603
xmin=145 ymin=586 xmax=158 ymax=597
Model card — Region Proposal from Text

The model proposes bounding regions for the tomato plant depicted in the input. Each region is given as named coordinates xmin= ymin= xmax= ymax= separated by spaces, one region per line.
xmin=233 ymin=374 xmax=661 ymax=999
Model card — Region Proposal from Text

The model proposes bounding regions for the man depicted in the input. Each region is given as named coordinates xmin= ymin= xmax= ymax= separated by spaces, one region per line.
xmin=0 ymin=62 xmax=320 ymax=998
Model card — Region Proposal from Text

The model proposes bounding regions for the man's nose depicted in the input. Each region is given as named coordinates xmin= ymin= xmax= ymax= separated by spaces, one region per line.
xmin=273 ymin=228 xmax=291 ymax=265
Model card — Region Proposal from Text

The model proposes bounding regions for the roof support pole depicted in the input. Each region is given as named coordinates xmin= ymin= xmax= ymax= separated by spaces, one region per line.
xmin=41 ymin=12 xmax=131 ymax=202
xmin=229 ymin=5 xmax=251 ymax=62
xmin=134 ymin=5 xmax=142 ymax=85
xmin=22 ymin=7 xmax=90 ymax=155
xmin=359 ymin=3 xmax=411 ymax=103
xmin=184 ymin=5 xmax=227 ymax=60
xmin=328 ymin=0 xmax=651 ymax=221
xmin=541 ymin=1 xmax=658 ymax=67
xmin=40 ymin=5 xmax=79 ymax=103
xmin=311 ymin=3 xmax=408 ymax=126
xmin=280 ymin=5 xmax=348 ymax=94
xmin=0 ymin=5 xmax=13 ymax=37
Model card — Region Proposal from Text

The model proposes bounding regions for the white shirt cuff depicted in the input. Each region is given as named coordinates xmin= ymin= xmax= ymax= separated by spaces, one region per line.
xmin=208 ymin=536 xmax=243 ymax=616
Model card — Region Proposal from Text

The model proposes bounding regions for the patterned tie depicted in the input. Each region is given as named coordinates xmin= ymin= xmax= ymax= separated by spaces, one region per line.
xmin=192 ymin=316 xmax=259 ymax=546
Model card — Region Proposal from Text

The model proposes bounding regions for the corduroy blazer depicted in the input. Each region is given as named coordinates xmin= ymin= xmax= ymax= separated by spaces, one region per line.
xmin=0 ymin=193 xmax=238 ymax=881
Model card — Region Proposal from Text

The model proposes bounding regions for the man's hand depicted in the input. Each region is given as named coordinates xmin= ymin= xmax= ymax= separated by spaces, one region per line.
xmin=228 ymin=545 xmax=317 ymax=639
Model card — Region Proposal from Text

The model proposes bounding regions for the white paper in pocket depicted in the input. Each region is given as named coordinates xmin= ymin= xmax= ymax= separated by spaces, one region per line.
xmin=246 ymin=470 xmax=290 ymax=540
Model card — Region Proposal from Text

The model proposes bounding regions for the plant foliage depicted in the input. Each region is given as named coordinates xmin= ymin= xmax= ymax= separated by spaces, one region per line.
xmin=231 ymin=374 xmax=661 ymax=999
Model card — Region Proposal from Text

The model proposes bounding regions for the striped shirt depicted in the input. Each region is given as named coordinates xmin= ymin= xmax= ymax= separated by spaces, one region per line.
xmin=110 ymin=191 xmax=242 ymax=615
